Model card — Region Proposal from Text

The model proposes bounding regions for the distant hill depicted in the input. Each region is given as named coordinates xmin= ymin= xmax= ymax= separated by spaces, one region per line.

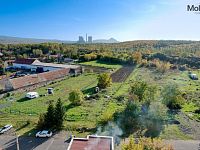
xmin=93 ymin=38 xmax=119 ymax=43
xmin=0 ymin=35 xmax=119 ymax=44
xmin=0 ymin=36 xmax=75 ymax=44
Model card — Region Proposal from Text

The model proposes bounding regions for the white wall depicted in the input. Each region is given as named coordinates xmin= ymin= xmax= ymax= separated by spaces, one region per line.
xmin=13 ymin=63 xmax=62 ymax=72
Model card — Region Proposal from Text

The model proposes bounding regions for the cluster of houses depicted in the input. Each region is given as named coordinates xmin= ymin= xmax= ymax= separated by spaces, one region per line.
xmin=0 ymin=58 xmax=83 ymax=93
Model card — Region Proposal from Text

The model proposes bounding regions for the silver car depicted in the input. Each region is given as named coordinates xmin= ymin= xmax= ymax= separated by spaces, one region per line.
xmin=36 ymin=130 xmax=52 ymax=138
xmin=0 ymin=124 xmax=13 ymax=134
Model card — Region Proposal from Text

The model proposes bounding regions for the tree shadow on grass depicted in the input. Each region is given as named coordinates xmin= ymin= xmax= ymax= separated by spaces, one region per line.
xmin=64 ymin=103 xmax=75 ymax=112
xmin=17 ymin=97 xmax=30 ymax=102
xmin=82 ymin=87 xmax=95 ymax=95
xmin=15 ymin=122 xmax=30 ymax=132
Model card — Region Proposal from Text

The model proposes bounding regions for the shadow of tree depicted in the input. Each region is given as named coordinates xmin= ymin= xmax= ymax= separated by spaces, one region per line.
xmin=82 ymin=87 xmax=95 ymax=95
xmin=64 ymin=103 xmax=75 ymax=112
xmin=17 ymin=97 xmax=30 ymax=102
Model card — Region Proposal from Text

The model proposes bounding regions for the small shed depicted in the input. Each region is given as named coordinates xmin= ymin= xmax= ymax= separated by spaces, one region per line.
xmin=26 ymin=92 xmax=39 ymax=99
xmin=47 ymin=88 xmax=54 ymax=94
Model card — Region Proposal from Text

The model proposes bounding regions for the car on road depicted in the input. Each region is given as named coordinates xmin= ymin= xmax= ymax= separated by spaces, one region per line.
xmin=0 ymin=124 xmax=13 ymax=134
xmin=36 ymin=130 xmax=52 ymax=138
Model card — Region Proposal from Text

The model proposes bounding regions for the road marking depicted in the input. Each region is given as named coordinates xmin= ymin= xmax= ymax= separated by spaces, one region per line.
xmin=45 ymin=138 xmax=54 ymax=150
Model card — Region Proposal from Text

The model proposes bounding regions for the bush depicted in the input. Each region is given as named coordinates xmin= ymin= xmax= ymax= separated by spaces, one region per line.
xmin=97 ymin=73 xmax=112 ymax=89
xmin=69 ymin=89 xmax=84 ymax=105
xmin=122 ymin=136 xmax=174 ymax=150
xmin=148 ymin=102 xmax=168 ymax=121
xmin=161 ymin=84 xmax=185 ymax=109
xmin=130 ymin=81 xmax=147 ymax=102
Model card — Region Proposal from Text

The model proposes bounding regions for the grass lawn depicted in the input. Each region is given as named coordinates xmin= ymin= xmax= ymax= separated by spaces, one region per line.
xmin=80 ymin=60 xmax=122 ymax=69
xmin=0 ymin=72 xmax=125 ymax=136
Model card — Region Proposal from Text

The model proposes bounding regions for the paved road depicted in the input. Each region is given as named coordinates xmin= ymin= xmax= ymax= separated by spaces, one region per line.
xmin=0 ymin=132 xmax=69 ymax=150
xmin=165 ymin=140 xmax=200 ymax=150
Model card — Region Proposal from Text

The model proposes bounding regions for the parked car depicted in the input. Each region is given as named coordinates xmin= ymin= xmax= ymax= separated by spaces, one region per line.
xmin=0 ymin=124 xmax=13 ymax=134
xmin=26 ymin=92 xmax=39 ymax=99
xmin=36 ymin=130 xmax=52 ymax=138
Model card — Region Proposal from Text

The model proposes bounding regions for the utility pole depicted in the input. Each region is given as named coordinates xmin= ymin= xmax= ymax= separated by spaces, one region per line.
xmin=16 ymin=135 xmax=20 ymax=150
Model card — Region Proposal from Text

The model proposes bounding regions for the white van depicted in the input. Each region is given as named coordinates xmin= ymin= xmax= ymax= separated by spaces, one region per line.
xmin=26 ymin=92 xmax=39 ymax=99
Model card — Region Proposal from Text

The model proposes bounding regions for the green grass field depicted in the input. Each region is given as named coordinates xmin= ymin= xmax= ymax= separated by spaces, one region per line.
xmin=0 ymin=72 xmax=125 ymax=136
xmin=80 ymin=60 xmax=122 ymax=69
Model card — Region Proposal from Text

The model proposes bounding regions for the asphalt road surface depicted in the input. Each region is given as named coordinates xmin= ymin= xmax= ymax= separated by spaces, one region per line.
xmin=0 ymin=133 xmax=69 ymax=150
xmin=165 ymin=140 xmax=200 ymax=150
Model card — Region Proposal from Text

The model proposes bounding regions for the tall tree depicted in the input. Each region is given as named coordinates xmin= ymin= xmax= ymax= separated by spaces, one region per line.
xmin=44 ymin=101 xmax=55 ymax=129
xmin=55 ymin=98 xmax=65 ymax=130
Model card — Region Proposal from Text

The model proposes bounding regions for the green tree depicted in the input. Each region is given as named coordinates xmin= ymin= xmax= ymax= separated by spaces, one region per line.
xmin=69 ymin=89 xmax=84 ymax=105
xmin=148 ymin=102 xmax=168 ymax=121
xmin=121 ymin=100 xmax=141 ymax=134
xmin=161 ymin=84 xmax=185 ymax=109
xmin=44 ymin=101 xmax=55 ymax=128
xmin=55 ymin=98 xmax=65 ymax=130
xmin=97 ymin=73 xmax=112 ymax=89
xmin=130 ymin=81 xmax=147 ymax=102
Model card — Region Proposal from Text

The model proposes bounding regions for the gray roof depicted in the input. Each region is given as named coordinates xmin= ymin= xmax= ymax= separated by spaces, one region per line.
xmin=32 ymin=61 xmax=80 ymax=69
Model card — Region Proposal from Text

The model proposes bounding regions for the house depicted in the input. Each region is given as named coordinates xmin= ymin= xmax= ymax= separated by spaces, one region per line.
xmin=67 ymin=135 xmax=114 ymax=150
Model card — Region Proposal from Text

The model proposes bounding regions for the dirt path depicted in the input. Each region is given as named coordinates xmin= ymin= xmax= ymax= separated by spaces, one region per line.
xmin=177 ymin=111 xmax=200 ymax=140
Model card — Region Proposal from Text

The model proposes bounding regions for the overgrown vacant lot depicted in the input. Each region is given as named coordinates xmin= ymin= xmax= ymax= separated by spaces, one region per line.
xmin=1 ymin=62 xmax=200 ymax=140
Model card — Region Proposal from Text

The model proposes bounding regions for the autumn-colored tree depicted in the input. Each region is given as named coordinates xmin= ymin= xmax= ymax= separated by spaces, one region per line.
xmin=97 ymin=73 xmax=112 ymax=89
xmin=132 ymin=51 xmax=142 ymax=64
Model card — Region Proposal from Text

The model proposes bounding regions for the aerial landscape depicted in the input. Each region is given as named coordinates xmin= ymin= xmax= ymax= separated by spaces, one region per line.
xmin=0 ymin=0 xmax=200 ymax=150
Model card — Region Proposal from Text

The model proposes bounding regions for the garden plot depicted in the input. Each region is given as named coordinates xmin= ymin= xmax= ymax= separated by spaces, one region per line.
xmin=111 ymin=66 xmax=135 ymax=82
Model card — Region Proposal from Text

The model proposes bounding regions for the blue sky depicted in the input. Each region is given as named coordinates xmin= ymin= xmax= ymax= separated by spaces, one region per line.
xmin=0 ymin=0 xmax=199 ymax=41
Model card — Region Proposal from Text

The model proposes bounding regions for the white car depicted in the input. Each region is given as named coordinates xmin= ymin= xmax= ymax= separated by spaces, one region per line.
xmin=26 ymin=92 xmax=39 ymax=99
xmin=36 ymin=130 xmax=52 ymax=138
xmin=0 ymin=124 xmax=13 ymax=134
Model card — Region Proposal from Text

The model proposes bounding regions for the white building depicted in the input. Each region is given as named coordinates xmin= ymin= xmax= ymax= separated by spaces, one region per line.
xmin=13 ymin=58 xmax=80 ymax=72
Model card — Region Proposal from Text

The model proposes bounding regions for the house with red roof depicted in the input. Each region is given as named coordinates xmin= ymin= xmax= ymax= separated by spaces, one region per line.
xmin=67 ymin=135 xmax=114 ymax=150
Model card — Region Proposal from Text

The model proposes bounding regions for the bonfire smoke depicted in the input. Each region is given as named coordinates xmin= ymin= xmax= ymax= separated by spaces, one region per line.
xmin=96 ymin=121 xmax=123 ymax=145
